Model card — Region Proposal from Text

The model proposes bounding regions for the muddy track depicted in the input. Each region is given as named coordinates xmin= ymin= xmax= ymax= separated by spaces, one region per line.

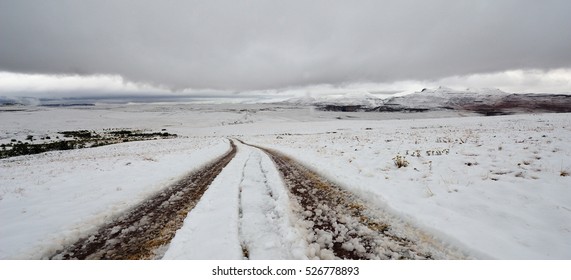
xmin=50 ymin=140 xmax=237 ymax=260
xmin=241 ymin=141 xmax=463 ymax=260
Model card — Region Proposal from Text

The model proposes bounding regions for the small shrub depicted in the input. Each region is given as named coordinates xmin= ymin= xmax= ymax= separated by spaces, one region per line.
xmin=393 ymin=155 xmax=409 ymax=168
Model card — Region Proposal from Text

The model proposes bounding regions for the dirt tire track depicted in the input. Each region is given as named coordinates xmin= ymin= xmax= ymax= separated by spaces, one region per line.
xmin=50 ymin=140 xmax=237 ymax=260
xmin=241 ymin=140 xmax=464 ymax=260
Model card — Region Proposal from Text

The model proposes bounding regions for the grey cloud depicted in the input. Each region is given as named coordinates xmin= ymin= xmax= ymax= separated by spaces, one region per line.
xmin=1 ymin=0 xmax=570 ymax=91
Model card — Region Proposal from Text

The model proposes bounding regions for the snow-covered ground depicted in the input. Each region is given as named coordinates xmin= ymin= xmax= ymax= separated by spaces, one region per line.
xmin=244 ymin=113 xmax=571 ymax=259
xmin=0 ymin=135 xmax=230 ymax=259
xmin=163 ymin=143 xmax=308 ymax=260
xmin=1 ymin=104 xmax=570 ymax=259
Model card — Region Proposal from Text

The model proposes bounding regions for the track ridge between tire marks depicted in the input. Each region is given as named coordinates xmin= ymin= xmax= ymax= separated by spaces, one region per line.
xmin=50 ymin=139 xmax=237 ymax=260
xmin=237 ymin=151 xmax=253 ymax=259
xmin=239 ymin=140 xmax=465 ymax=260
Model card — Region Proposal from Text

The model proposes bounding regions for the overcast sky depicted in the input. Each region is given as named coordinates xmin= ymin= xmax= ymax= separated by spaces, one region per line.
xmin=1 ymin=0 xmax=570 ymax=96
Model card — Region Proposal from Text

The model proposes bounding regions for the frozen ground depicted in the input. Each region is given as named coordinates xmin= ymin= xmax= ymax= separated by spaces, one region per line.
xmin=244 ymin=113 xmax=571 ymax=259
xmin=1 ymin=104 xmax=570 ymax=259
xmin=163 ymin=143 xmax=308 ymax=260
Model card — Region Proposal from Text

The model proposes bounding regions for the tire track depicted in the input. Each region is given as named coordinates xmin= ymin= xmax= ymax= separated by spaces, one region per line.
xmin=50 ymin=140 xmax=237 ymax=260
xmin=240 ymin=140 xmax=465 ymax=260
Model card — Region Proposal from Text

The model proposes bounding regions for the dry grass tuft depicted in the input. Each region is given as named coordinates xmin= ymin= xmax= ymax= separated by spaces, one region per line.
xmin=393 ymin=155 xmax=409 ymax=168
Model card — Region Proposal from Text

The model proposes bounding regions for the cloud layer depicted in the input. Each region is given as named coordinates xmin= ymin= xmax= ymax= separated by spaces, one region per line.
xmin=2 ymin=68 xmax=570 ymax=101
xmin=1 ymin=0 xmax=570 ymax=91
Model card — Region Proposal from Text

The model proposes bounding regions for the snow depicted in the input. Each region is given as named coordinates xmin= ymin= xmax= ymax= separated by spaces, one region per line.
xmin=0 ymin=137 xmax=229 ymax=259
xmin=236 ymin=145 xmax=308 ymax=259
xmin=244 ymin=113 xmax=571 ymax=259
xmin=1 ymin=103 xmax=570 ymax=259
xmin=163 ymin=143 xmax=307 ymax=260
xmin=161 ymin=146 xmax=246 ymax=260
xmin=385 ymin=86 xmax=511 ymax=109
xmin=418 ymin=86 xmax=509 ymax=96
xmin=284 ymin=91 xmax=385 ymax=107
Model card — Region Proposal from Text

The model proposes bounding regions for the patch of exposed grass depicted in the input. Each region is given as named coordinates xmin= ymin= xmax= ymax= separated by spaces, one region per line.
xmin=393 ymin=155 xmax=409 ymax=168
xmin=0 ymin=129 xmax=177 ymax=159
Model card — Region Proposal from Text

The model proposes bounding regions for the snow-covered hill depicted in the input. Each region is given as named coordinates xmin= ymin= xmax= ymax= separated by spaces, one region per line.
xmin=296 ymin=87 xmax=571 ymax=115
xmin=384 ymin=87 xmax=510 ymax=110
xmin=282 ymin=91 xmax=384 ymax=110
xmin=0 ymin=96 xmax=41 ymax=106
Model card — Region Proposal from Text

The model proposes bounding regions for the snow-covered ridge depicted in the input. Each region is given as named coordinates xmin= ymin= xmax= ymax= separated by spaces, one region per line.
xmin=415 ymin=86 xmax=509 ymax=96
xmin=283 ymin=91 xmax=385 ymax=107
xmin=0 ymin=96 xmax=41 ymax=106
xmin=281 ymin=86 xmax=514 ymax=110
xmin=385 ymin=86 xmax=511 ymax=109
xmin=284 ymin=86 xmax=571 ymax=115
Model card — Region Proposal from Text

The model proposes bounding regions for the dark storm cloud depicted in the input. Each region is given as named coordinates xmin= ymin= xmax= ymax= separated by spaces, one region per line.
xmin=1 ymin=0 xmax=570 ymax=91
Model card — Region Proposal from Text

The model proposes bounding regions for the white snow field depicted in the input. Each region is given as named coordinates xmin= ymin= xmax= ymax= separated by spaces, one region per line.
xmin=1 ymin=104 xmax=570 ymax=259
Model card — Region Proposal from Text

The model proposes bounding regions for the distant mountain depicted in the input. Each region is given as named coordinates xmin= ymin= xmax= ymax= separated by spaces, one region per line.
xmin=384 ymin=86 xmax=509 ymax=109
xmin=0 ymin=96 xmax=41 ymax=106
xmin=282 ymin=91 xmax=384 ymax=112
xmin=377 ymin=87 xmax=510 ymax=113
xmin=285 ymin=91 xmax=384 ymax=106
xmin=380 ymin=87 xmax=571 ymax=115
xmin=301 ymin=87 xmax=571 ymax=115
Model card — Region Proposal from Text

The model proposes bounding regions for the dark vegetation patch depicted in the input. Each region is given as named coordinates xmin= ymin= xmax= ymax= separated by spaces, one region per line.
xmin=1 ymin=129 xmax=177 ymax=159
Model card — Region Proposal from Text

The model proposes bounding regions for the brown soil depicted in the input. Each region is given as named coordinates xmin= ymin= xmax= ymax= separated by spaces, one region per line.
xmin=50 ymin=140 xmax=237 ymax=260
